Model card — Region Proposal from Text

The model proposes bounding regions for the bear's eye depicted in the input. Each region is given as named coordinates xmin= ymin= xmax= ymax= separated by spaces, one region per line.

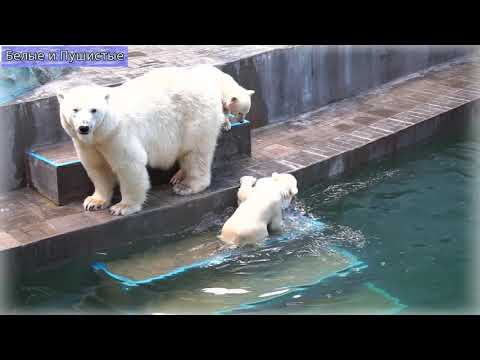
xmin=73 ymin=108 xmax=79 ymax=113
xmin=91 ymin=109 xmax=97 ymax=114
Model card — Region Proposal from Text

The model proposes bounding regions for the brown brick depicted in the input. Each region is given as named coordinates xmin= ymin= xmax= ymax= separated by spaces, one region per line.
xmin=370 ymin=118 xmax=410 ymax=132
xmin=46 ymin=213 xmax=102 ymax=234
xmin=261 ymin=144 xmax=299 ymax=158
xmin=351 ymin=116 xmax=380 ymax=126
xmin=0 ymin=232 xmax=22 ymax=251
xmin=364 ymin=107 xmax=401 ymax=118
xmin=7 ymin=229 xmax=31 ymax=244
xmin=334 ymin=123 xmax=357 ymax=132
xmin=306 ymin=145 xmax=343 ymax=157
xmin=350 ymin=127 xmax=388 ymax=141
xmin=334 ymin=134 xmax=370 ymax=147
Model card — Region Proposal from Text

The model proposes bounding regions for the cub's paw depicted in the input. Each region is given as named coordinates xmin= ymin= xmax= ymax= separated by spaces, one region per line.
xmin=83 ymin=196 xmax=110 ymax=211
xmin=109 ymin=203 xmax=142 ymax=216
xmin=223 ymin=119 xmax=232 ymax=132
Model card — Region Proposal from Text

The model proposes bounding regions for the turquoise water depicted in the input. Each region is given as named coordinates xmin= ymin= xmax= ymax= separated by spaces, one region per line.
xmin=9 ymin=134 xmax=477 ymax=314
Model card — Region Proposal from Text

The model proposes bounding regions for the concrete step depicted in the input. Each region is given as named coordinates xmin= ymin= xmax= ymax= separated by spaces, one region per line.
xmin=26 ymin=120 xmax=251 ymax=205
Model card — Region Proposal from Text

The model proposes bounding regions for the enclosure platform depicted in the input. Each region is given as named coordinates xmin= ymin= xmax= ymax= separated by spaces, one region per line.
xmin=1 ymin=57 xmax=480 ymax=274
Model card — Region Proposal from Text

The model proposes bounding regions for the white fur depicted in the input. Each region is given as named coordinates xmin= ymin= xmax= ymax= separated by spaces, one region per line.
xmin=237 ymin=175 xmax=257 ymax=205
xmin=191 ymin=65 xmax=255 ymax=130
xmin=219 ymin=173 xmax=298 ymax=246
xmin=57 ymin=66 xmax=225 ymax=216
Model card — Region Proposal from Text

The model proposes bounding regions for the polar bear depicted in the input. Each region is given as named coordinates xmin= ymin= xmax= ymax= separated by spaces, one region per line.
xmin=190 ymin=65 xmax=255 ymax=131
xmin=219 ymin=173 xmax=298 ymax=246
xmin=57 ymin=66 xmax=225 ymax=216
xmin=169 ymin=65 xmax=255 ymax=186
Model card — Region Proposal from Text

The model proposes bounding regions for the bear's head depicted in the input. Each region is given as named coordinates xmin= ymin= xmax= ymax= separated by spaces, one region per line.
xmin=224 ymin=89 xmax=254 ymax=121
xmin=239 ymin=175 xmax=257 ymax=187
xmin=271 ymin=172 xmax=298 ymax=209
xmin=57 ymin=85 xmax=111 ymax=144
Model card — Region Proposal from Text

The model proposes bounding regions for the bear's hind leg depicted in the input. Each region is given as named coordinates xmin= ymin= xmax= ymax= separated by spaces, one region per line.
xmin=173 ymin=99 xmax=223 ymax=196
xmin=268 ymin=208 xmax=284 ymax=234
xmin=173 ymin=149 xmax=213 ymax=196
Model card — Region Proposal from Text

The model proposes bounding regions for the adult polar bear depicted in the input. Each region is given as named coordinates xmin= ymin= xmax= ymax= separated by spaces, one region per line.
xmin=57 ymin=66 xmax=225 ymax=216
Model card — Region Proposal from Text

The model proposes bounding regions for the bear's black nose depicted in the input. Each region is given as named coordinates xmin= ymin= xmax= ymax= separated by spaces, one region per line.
xmin=79 ymin=126 xmax=90 ymax=135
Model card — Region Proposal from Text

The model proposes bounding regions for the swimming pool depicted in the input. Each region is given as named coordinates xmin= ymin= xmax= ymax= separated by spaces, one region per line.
xmin=9 ymin=133 xmax=477 ymax=314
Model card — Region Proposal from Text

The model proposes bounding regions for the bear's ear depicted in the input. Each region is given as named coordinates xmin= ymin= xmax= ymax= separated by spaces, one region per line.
xmin=57 ymin=92 xmax=65 ymax=104
xmin=247 ymin=90 xmax=255 ymax=96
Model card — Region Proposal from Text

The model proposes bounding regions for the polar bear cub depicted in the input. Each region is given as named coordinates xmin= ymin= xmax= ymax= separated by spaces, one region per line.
xmin=219 ymin=173 xmax=298 ymax=246
xmin=169 ymin=65 xmax=256 ymax=186
xmin=57 ymin=66 xmax=225 ymax=216
xmin=191 ymin=65 xmax=255 ymax=131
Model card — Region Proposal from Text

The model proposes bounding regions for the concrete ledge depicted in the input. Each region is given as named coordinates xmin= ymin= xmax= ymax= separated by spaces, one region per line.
xmin=293 ymin=100 xmax=479 ymax=191
xmin=0 ymin=45 xmax=476 ymax=193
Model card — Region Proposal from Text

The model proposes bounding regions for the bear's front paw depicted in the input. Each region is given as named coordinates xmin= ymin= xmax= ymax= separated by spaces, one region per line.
xmin=172 ymin=183 xmax=194 ymax=196
xmin=83 ymin=196 xmax=110 ymax=211
xmin=109 ymin=203 xmax=142 ymax=216
xmin=223 ymin=119 xmax=232 ymax=132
